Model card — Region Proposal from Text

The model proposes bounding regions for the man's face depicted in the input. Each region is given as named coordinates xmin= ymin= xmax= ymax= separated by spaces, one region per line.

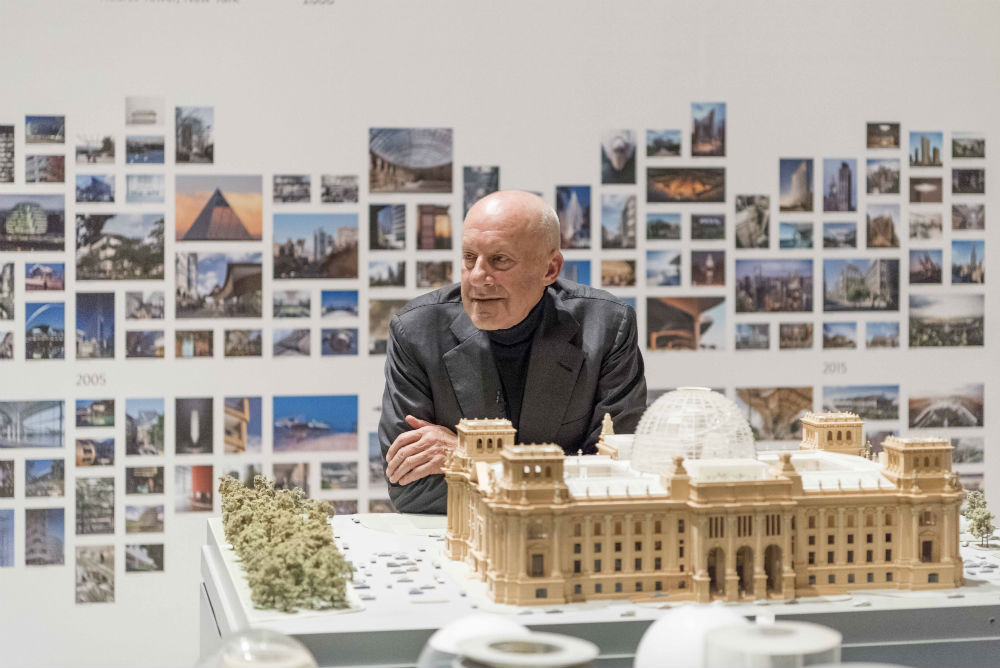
xmin=460 ymin=206 xmax=555 ymax=330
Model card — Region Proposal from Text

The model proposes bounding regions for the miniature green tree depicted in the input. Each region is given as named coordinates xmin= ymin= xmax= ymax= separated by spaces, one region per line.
xmin=968 ymin=507 xmax=996 ymax=548
xmin=962 ymin=489 xmax=986 ymax=520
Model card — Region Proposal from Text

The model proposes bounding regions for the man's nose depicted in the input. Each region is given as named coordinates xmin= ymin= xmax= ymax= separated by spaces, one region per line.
xmin=469 ymin=257 xmax=493 ymax=285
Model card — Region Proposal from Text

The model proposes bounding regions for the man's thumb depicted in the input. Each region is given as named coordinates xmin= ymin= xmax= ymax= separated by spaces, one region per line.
xmin=405 ymin=415 xmax=431 ymax=429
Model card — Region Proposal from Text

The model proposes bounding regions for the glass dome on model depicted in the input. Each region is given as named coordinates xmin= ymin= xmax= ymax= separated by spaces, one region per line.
xmin=630 ymin=386 xmax=756 ymax=475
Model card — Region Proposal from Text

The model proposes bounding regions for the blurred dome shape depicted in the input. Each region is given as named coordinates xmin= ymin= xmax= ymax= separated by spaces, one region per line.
xmin=630 ymin=387 xmax=756 ymax=475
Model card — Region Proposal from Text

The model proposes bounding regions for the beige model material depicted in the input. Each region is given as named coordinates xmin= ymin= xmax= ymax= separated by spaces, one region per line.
xmin=444 ymin=388 xmax=963 ymax=605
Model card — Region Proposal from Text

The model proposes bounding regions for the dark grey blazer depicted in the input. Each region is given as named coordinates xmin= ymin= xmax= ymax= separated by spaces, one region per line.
xmin=378 ymin=279 xmax=647 ymax=514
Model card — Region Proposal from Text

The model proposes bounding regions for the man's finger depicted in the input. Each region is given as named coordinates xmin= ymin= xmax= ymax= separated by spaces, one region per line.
xmin=390 ymin=443 xmax=432 ymax=484
xmin=386 ymin=428 xmax=421 ymax=463
xmin=405 ymin=415 xmax=432 ymax=429
xmin=398 ymin=458 xmax=438 ymax=486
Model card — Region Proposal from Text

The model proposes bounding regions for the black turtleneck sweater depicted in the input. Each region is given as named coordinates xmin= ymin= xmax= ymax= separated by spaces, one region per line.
xmin=487 ymin=296 xmax=545 ymax=431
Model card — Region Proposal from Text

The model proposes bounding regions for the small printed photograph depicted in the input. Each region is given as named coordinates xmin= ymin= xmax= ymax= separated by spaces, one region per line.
xmin=171 ymin=321 xmax=209 ymax=354
xmin=866 ymin=203 xmax=901 ymax=248
xmin=25 ymin=263 xmax=65 ymax=292
xmin=733 ymin=387 xmax=812 ymax=442
xmin=75 ymin=175 xmax=114 ymax=203
xmin=76 ymin=477 xmax=114 ymax=535
xmin=559 ymin=260 xmax=591 ymax=286
xmin=76 ymin=546 xmax=114 ymax=602
xmin=273 ymin=329 xmax=310 ymax=357
xmin=601 ymin=260 xmax=636 ymax=288
xmin=952 ymin=168 xmax=985 ymax=195
xmin=175 ymin=465 xmax=214 ymax=512
xmin=416 ymin=261 xmax=453 ymax=289
xmin=333 ymin=500 xmax=359 ymax=515
xmin=823 ymin=384 xmax=899 ymax=421
xmin=866 ymin=122 xmax=900 ymax=149
xmin=224 ymin=329 xmax=262 ymax=357
xmin=0 ymin=332 xmax=11 ymax=360
xmin=273 ymin=175 xmax=311 ymax=203
xmin=125 ymin=291 xmax=164 ymax=319
xmin=779 ymin=222 xmax=812 ymax=249
xmin=369 ymin=204 xmax=406 ymax=250
xmin=76 ymin=439 xmax=114 ymax=467
xmin=691 ymin=102 xmax=726 ymax=156
xmin=691 ymin=213 xmax=724 ymax=241
xmin=0 ymin=460 xmax=12 ymax=497
xmin=369 ymin=499 xmax=394 ymax=514
xmin=822 ymin=259 xmax=899 ymax=311
xmin=0 ymin=510 xmax=10 ymax=566
xmin=274 ymin=289 xmax=311 ymax=318
xmin=126 ymin=96 xmax=164 ymax=125
xmin=76 ymin=292 xmax=115 ymax=360
xmin=822 ymin=159 xmax=857 ymax=212
xmin=25 ymin=458 xmax=64 ymax=497
xmin=368 ymin=433 xmax=383 ymax=486
xmin=25 ymin=302 xmax=65 ymax=360
xmin=952 ymin=203 xmax=984 ymax=230
xmin=274 ymin=463 xmax=309 ymax=496
xmin=25 ymin=508 xmax=64 ymax=565
xmin=0 ymin=126 xmax=11 ymax=183
xmin=601 ymin=194 xmax=637 ymax=248
xmin=175 ymin=252 xmax=262 ymax=318
xmin=735 ymin=259 xmax=813 ymax=313
xmin=126 ymin=543 xmax=164 ymax=572
xmin=175 ymin=397 xmax=213 ymax=454
xmin=908 ymin=382 xmax=983 ymax=428
xmin=223 ymin=397 xmax=262 ymax=455
xmin=909 ymin=176 xmax=943 ymax=203
xmin=126 ymin=466 xmax=164 ymax=495
xmin=76 ymin=134 xmax=114 ymax=164
xmin=0 ymin=194 xmax=65 ymax=251
xmin=125 ymin=398 xmax=165 ymax=456
xmin=416 ymin=204 xmax=452 ymax=250
xmin=822 ymin=322 xmax=857 ymax=349
xmin=909 ymin=131 xmax=943 ymax=166
xmin=463 ymin=166 xmax=500 ymax=215
xmin=910 ymin=211 xmax=943 ymax=239
xmin=274 ymin=213 xmax=358 ymax=279
xmin=273 ymin=395 xmax=358 ymax=452
xmin=369 ymin=260 xmax=406 ymax=288
xmin=779 ymin=159 xmax=813 ymax=212
xmin=0 ymin=400 xmax=64 ymax=448
xmin=952 ymin=132 xmax=985 ymax=159
xmin=556 ymin=185 xmax=591 ymax=249
xmin=176 ymin=175 xmax=263 ymax=241
xmin=601 ymin=130 xmax=636 ymax=184
xmin=646 ymin=250 xmax=681 ymax=286
xmin=778 ymin=323 xmax=813 ymax=350
xmin=959 ymin=472 xmax=984 ymax=492
xmin=175 ymin=106 xmax=213 ymax=163
xmin=647 ymin=297 xmax=725 ymax=350
xmin=646 ymin=129 xmax=681 ymax=157
xmin=647 ymin=168 xmax=725 ymax=203
xmin=734 ymin=195 xmax=770 ymax=248
xmin=735 ymin=323 xmax=769 ymax=351
xmin=321 ymin=290 xmax=359 ymax=322
xmin=909 ymin=249 xmax=942 ymax=284
xmin=25 ymin=155 xmax=65 ymax=183
xmin=647 ymin=212 xmax=681 ymax=240
xmin=368 ymin=299 xmax=407 ymax=354
xmin=126 ymin=174 xmax=166 ymax=204
xmin=909 ymin=293 xmax=983 ymax=347
xmin=224 ymin=463 xmax=262 ymax=488
xmin=866 ymin=321 xmax=900 ymax=348
xmin=691 ymin=251 xmax=724 ymax=286
xmin=25 ymin=115 xmax=65 ymax=143
xmin=321 ymin=175 xmax=359 ymax=203
xmin=76 ymin=399 xmax=114 ymax=427
xmin=369 ymin=128 xmax=453 ymax=194
xmin=951 ymin=437 xmax=984 ymax=464
xmin=126 ymin=136 xmax=165 ymax=164
xmin=321 ymin=462 xmax=358 ymax=490
xmin=952 ymin=240 xmax=985 ymax=284
xmin=77 ymin=214 xmax=165 ymax=281
xmin=321 ymin=328 xmax=359 ymax=356
xmin=866 ymin=158 xmax=900 ymax=195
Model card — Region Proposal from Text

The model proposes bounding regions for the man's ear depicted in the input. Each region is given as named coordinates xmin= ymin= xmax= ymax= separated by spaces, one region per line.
xmin=543 ymin=250 xmax=563 ymax=285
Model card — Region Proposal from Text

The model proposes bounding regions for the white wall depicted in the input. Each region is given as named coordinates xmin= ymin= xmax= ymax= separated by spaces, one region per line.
xmin=0 ymin=0 xmax=996 ymax=665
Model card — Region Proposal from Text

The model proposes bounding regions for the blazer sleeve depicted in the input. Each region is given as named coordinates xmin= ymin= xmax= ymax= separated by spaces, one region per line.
xmin=377 ymin=314 xmax=448 ymax=515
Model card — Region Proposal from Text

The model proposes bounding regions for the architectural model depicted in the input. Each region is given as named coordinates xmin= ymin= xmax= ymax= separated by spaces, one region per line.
xmin=444 ymin=387 xmax=963 ymax=605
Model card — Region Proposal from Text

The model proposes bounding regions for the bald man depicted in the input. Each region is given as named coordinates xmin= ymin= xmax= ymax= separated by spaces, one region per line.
xmin=379 ymin=190 xmax=646 ymax=514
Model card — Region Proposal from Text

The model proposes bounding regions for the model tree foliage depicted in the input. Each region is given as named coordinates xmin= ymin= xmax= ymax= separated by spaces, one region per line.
xmin=218 ymin=475 xmax=352 ymax=612
xmin=962 ymin=489 xmax=986 ymax=519
xmin=968 ymin=508 xmax=996 ymax=548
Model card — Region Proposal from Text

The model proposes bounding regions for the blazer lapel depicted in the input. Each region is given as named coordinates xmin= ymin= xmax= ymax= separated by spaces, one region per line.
xmin=442 ymin=310 xmax=504 ymax=420
xmin=517 ymin=295 xmax=584 ymax=444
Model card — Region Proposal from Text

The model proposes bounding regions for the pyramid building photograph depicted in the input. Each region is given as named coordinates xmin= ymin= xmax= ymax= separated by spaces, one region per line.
xmin=175 ymin=175 xmax=262 ymax=241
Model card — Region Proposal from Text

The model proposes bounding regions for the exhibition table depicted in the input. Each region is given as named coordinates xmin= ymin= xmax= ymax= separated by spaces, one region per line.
xmin=201 ymin=514 xmax=1000 ymax=667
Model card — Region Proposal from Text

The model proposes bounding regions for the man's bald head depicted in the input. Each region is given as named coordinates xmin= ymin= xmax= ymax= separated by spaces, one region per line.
xmin=464 ymin=190 xmax=561 ymax=260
